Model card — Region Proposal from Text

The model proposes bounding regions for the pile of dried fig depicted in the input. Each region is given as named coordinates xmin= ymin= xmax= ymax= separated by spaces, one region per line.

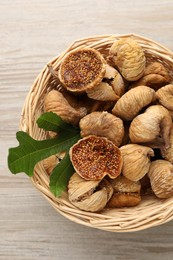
xmin=43 ymin=38 xmax=173 ymax=212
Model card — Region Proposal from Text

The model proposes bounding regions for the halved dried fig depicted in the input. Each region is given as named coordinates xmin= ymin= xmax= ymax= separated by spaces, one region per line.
xmin=69 ymin=135 xmax=122 ymax=180
xmin=58 ymin=48 xmax=106 ymax=93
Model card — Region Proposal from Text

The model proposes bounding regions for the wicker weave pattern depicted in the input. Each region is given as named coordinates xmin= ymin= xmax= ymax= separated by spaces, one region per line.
xmin=20 ymin=34 xmax=173 ymax=232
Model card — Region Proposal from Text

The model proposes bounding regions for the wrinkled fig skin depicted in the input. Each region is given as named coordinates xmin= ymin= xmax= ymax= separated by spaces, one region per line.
xmin=104 ymin=63 xmax=117 ymax=79
xmin=111 ymin=72 xmax=126 ymax=97
xmin=144 ymin=62 xmax=170 ymax=78
xmin=112 ymin=86 xmax=155 ymax=121
xmin=156 ymin=84 xmax=173 ymax=111
xmin=130 ymin=74 xmax=169 ymax=90
xmin=104 ymin=64 xmax=125 ymax=97
xmin=148 ymin=160 xmax=173 ymax=199
xmin=129 ymin=105 xmax=172 ymax=149
xmin=107 ymin=175 xmax=141 ymax=208
xmin=86 ymin=64 xmax=125 ymax=102
xmin=86 ymin=82 xmax=119 ymax=101
xmin=120 ymin=144 xmax=154 ymax=181
xmin=168 ymin=109 xmax=173 ymax=120
xmin=110 ymin=175 xmax=141 ymax=193
xmin=130 ymin=62 xmax=171 ymax=90
xmin=79 ymin=111 xmax=124 ymax=146
xmin=161 ymin=126 xmax=173 ymax=163
xmin=109 ymin=38 xmax=146 ymax=81
xmin=44 ymin=90 xmax=87 ymax=125
xmin=68 ymin=173 xmax=113 ymax=212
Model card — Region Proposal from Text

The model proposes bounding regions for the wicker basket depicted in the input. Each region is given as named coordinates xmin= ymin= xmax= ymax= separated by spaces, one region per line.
xmin=20 ymin=34 xmax=173 ymax=232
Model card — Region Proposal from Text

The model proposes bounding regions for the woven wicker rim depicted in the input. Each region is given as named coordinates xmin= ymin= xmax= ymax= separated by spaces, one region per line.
xmin=20 ymin=33 xmax=173 ymax=232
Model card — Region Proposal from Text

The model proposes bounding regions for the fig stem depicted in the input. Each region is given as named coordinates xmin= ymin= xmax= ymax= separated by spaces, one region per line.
xmin=47 ymin=64 xmax=60 ymax=80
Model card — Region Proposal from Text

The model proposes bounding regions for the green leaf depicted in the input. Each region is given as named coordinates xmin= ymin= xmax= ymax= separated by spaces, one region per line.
xmin=50 ymin=153 xmax=74 ymax=197
xmin=37 ymin=112 xmax=79 ymax=133
xmin=8 ymin=130 xmax=80 ymax=177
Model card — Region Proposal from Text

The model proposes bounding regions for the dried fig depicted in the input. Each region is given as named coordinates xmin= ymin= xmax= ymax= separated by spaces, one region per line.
xmin=104 ymin=63 xmax=117 ymax=79
xmin=86 ymin=82 xmax=119 ymax=101
xmin=120 ymin=144 xmax=154 ymax=181
xmin=68 ymin=173 xmax=113 ymax=212
xmin=58 ymin=48 xmax=106 ymax=93
xmin=86 ymin=64 xmax=125 ymax=101
xmin=112 ymin=86 xmax=155 ymax=121
xmin=79 ymin=111 xmax=124 ymax=146
xmin=168 ymin=109 xmax=173 ymax=120
xmin=156 ymin=84 xmax=173 ymax=111
xmin=69 ymin=135 xmax=122 ymax=181
xmin=109 ymin=38 xmax=146 ymax=81
xmin=104 ymin=64 xmax=125 ymax=97
xmin=107 ymin=175 xmax=141 ymax=208
xmin=130 ymin=62 xmax=171 ymax=90
xmin=144 ymin=62 xmax=170 ymax=79
xmin=44 ymin=90 xmax=87 ymax=125
xmin=129 ymin=105 xmax=172 ymax=149
xmin=148 ymin=160 xmax=173 ymax=199
xmin=107 ymin=193 xmax=141 ymax=208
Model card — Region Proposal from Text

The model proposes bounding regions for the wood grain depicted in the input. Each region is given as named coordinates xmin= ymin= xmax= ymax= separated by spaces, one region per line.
xmin=1 ymin=0 xmax=173 ymax=259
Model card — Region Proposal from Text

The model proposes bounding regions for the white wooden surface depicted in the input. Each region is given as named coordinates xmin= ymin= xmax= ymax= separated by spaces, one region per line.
xmin=1 ymin=0 xmax=173 ymax=259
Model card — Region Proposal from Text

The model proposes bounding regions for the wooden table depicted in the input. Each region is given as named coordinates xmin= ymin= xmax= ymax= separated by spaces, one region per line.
xmin=1 ymin=1 xmax=173 ymax=259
